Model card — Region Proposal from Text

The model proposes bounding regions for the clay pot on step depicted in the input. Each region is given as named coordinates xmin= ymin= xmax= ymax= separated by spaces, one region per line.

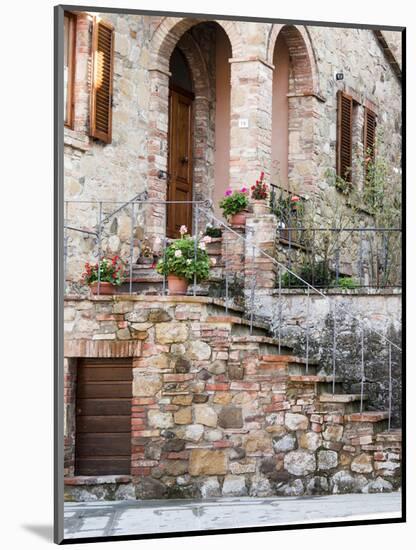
xmin=89 ymin=281 xmax=115 ymax=295
xmin=252 ymin=200 xmax=270 ymax=216
xmin=167 ymin=274 xmax=189 ymax=295
xmin=229 ymin=211 xmax=247 ymax=226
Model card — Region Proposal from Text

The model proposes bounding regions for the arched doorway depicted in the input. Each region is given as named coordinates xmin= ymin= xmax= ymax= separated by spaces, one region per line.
xmin=147 ymin=19 xmax=235 ymax=241
xmin=271 ymin=33 xmax=290 ymax=187
xmin=270 ymin=25 xmax=320 ymax=194
xmin=166 ymin=47 xmax=194 ymax=237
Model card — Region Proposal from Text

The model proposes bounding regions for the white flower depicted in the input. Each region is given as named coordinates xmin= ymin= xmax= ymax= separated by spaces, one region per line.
xmin=202 ymin=235 xmax=212 ymax=244
xmin=186 ymin=259 xmax=192 ymax=265
xmin=174 ymin=249 xmax=182 ymax=258
xmin=199 ymin=241 xmax=206 ymax=250
xmin=179 ymin=225 xmax=188 ymax=235
xmin=278 ymin=221 xmax=286 ymax=229
xmin=211 ymin=257 xmax=217 ymax=265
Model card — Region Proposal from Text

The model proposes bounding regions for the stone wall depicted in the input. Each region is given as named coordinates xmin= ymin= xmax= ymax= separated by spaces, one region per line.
xmin=64 ymin=295 xmax=401 ymax=501
xmin=253 ymin=289 xmax=402 ymax=426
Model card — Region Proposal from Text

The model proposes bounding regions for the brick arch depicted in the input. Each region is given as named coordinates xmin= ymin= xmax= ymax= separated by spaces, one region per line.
xmin=267 ymin=24 xmax=319 ymax=95
xmin=150 ymin=16 xmax=243 ymax=72
xmin=269 ymin=24 xmax=322 ymax=195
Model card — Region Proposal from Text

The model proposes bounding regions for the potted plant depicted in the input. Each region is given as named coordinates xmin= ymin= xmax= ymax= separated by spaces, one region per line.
xmin=290 ymin=195 xmax=301 ymax=211
xmin=137 ymin=239 xmax=155 ymax=266
xmin=251 ymin=171 xmax=269 ymax=215
xmin=82 ymin=256 xmax=126 ymax=295
xmin=219 ymin=187 xmax=249 ymax=225
xmin=156 ymin=225 xmax=211 ymax=295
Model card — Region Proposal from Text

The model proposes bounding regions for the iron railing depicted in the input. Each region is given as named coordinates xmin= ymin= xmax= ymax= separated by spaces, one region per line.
xmin=64 ymin=198 xmax=402 ymax=430
xmin=197 ymin=206 xmax=401 ymax=429
xmin=274 ymin=226 xmax=402 ymax=289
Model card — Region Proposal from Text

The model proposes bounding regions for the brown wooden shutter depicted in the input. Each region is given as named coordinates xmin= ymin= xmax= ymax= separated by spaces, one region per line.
xmin=364 ymin=107 xmax=377 ymax=163
xmin=90 ymin=18 xmax=114 ymax=143
xmin=336 ymin=91 xmax=353 ymax=182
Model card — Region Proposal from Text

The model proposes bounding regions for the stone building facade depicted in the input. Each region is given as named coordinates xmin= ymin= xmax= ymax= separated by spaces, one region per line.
xmin=64 ymin=10 xmax=402 ymax=278
xmin=62 ymin=10 xmax=403 ymax=501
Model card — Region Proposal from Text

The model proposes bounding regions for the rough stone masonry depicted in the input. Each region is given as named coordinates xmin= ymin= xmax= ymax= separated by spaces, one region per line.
xmin=64 ymin=296 xmax=401 ymax=501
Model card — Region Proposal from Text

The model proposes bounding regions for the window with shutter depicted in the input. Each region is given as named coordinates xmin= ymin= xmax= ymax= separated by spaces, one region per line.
xmin=336 ymin=90 xmax=353 ymax=183
xmin=64 ymin=12 xmax=76 ymax=128
xmin=364 ymin=107 xmax=377 ymax=165
xmin=90 ymin=18 xmax=114 ymax=144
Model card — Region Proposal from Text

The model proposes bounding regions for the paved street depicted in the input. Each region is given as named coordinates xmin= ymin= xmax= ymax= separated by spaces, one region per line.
xmin=64 ymin=492 xmax=401 ymax=539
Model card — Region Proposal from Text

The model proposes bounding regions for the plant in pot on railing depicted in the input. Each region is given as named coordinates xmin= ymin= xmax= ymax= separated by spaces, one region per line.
xmin=219 ymin=187 xmax=249 ymax=226
xmin=82 ymin=256 xmax=126 ymax=295
xmin=156 ymin=225 xmax=211 ymax=295
xmin=251 ymin=171 xmax=269 ymax=215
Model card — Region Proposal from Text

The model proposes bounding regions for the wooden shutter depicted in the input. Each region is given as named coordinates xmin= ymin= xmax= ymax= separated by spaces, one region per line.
xmin=90 ymin=18 xmax=114 ymax=143
xmin=364 ymin=107 xmax=377 ymax=163
xmin=336 ymin=91 xmax=353 ymax=182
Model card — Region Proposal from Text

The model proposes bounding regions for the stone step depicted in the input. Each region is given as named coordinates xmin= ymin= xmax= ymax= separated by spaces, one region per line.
xmin=319 ymin=393 xmax=368 ymax=414
xmin=288 ymin=375 xmax=343 ymax=394
xmin=205 ymin=315 xmax=270 ymax=336
xmin=376 ymin=429 xmax=402 ymax=443
xmin=230 ymin=335 xmax=293 ymax=355
xmin=320 ymin=393 xmax=368 ymax=404
xmin=260 ymin=354 xmax=319 ymax=374
xmin=344 ymin=411 xmax=389 ymax=423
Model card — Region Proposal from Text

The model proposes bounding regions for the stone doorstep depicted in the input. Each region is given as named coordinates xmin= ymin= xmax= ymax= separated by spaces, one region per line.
xmin=319 ymin=393 xmax=368 ymax=403
xmin=345 ymin=412 xmax=389 ymax=423
xmin=288 ymin=375 xmax=337 ymax=383
xmin=261 ymin=354 xmax=319 ymax=365
xmin=205 ymin=315 xmax=270 ymax=331
xmin=65 ymin=475 xmax=131 ymax=486
xmin=376 ymin=430 xmax=402 ymax=443
xmin=231 ymin=335 xmax=290 ymax=347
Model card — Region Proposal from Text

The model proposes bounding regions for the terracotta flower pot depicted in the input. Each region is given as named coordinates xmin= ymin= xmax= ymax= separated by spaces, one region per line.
xmin=167 ymin=274 xmax=189 ymax=295
xmin=252 ymin=200 xmax=270 ymax=216
xmin=229 ymin=211 xmax=247 ymax=226
xmin=89 ymin=281 xmax=115 ymax=295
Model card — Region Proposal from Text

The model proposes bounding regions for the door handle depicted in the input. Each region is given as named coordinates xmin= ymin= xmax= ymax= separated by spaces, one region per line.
xmin=180 ymin=156 xmax=189 ymax=164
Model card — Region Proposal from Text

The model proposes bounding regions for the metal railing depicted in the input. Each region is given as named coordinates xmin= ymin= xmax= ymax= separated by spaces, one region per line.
xmin=63 ymin=197 xmax=211 ymax=296
xmin=197 ymin=206 xmax=401 ymax=430
xmin=274 ymin=226 xmax=402 ymax=289
xmin=64 ymin=198 xmax=401 ymax=430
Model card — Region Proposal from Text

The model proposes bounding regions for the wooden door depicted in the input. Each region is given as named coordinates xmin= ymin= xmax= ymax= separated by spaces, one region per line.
xmin=75 ymin=358 xmax=132 ymax=476
xmin=166 ymin=86 xmax=194 ymax=238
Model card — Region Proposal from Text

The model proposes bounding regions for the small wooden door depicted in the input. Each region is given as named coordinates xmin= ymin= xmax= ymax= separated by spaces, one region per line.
xmin=166 ymin=86 xmax=194 ymax=238
xmin=75 ymin=358 xmax=132 ymax=476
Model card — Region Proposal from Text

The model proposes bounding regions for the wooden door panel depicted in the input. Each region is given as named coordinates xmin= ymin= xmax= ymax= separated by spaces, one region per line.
xmin=77 ymin=381 xmax=132 ymax=399
xmin=76 ymin=415 xmax=131 ymax=433
xmin=75 ymin=359 xmax=132 ymax=476
xmin=78 ymin=366 xmax=132 ymax=382
xmin=74 ymin=458 xmax=131 ymax=476
xmin=167 ymin=88 xmax=193 ymax=237
xmin=76 ymin=398 xmax=131 ymax=416
xmin=76 ymin=433 xmax=131 ymax=456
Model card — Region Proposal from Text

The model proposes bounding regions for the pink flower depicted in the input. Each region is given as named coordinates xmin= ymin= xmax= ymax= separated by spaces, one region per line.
xmin=179 ymin=225 xmax=188 ymax=235
xmin=260 ymin=171 xmax=264 ymax=180
xmin=225 ymin=188 xmax=232 ymax=196
xmin=241 ymin=187 xmax=248 ymax=193
xmin=291 ymin=195 xmax=300 ymax=203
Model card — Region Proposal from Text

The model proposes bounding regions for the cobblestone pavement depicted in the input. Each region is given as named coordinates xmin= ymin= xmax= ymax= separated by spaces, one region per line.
xmin=64 ymin=492 xmax=401 ymax=539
